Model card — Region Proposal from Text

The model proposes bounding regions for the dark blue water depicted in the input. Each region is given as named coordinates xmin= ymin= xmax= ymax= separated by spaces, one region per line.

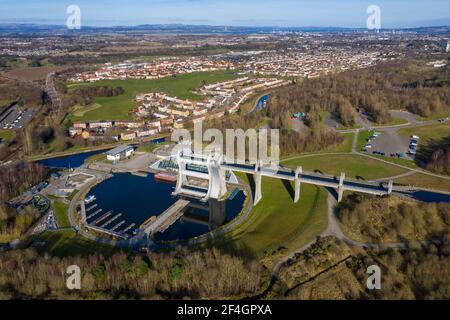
xmin=38 ymin=149 xmax=108 ymax=169
xmin=397 ymin=190 xmax=450 ymax=203
xmin=37 ymin=137 xmax=166 ymax=169
xmin=255 ymin=94 xmax=270 ymax=111
xmin=155 ymin=189 xmax=246 ymax=242
xmin=147 ymin=137 xmax=166 ymax=145
xmin=87 ymin=173 xmax=245 ymax=241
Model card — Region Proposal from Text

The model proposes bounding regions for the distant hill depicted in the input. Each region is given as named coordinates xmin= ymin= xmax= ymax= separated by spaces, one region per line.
xmin=0 ymin=23 xmax=449 ymax=35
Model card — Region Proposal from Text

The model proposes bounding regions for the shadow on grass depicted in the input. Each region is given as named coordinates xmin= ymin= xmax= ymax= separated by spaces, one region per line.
xmin=326 ymin=186 xmax=339 ymax=202
xmin=246 ymin=173 xmax=256 ymax=201
xmin=281 ymin=179 xmax=295 ymax=201
xmin=415 ymin=136 xmax=450 ymax=174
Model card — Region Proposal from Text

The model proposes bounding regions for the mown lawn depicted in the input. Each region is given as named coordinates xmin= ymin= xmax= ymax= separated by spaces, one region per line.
xmin=366 ymin=154 xmax=418 ymax=169
xmin=53 ymin=201 xmax=71 ymax=228
xmin=356 ymin=130 xmax=374 ymax=151
xmin=334 ymin=132 xmax=354 ymax=153
xmin=84 ymin=153 xmax=106 ymax=165
xmin=0 ymin=129 xmax=16 ymax=141
xmin=68 ymin=71 xmax=241 ymax=121
xmin=281 ymin=154 xmax=407 ymax=180
xmin=394 ymin=172 xmax=450 ymax=191
xmin=399 ymin=123 xmax=450 ymax=144
xmin=0 ymin=99 xmax=11 ymax=107
xmin=226 ymin=176 xmax=328 ymax=260
xmin=416 ymin=109 xmax=450 ymax=121
xmin=35 ymin=230 xmax=119 ymax=257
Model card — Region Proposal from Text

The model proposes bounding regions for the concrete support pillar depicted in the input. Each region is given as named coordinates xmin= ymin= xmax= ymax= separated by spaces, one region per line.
xmin=294 ymin=166 xmax=302 ymax=203
xmin=254 ymin=172 xmax=262 ymax=205
xmin=174 ymin=159 xmax=186 ymax=195
xmin=253 ymin=163 xmax=262 ymax=206
xmin=338 ymin=172 xmax=345 ymax=202
xmin=388 ymin=180 xmax=393 ymax=194
xmin=220 ymin=168 xmax=227 ymax=197
xmin=209 ymin=199 xmax=226 ymax=229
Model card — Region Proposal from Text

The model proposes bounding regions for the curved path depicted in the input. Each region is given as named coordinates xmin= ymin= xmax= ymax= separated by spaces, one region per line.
xmin=272 ymin=190 xmax=443 ymax=279
xmin=280 ymin=149 xmax=450 ymax=182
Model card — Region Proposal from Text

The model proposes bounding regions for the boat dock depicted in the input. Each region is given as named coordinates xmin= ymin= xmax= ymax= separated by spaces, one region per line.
xmin=92 ymin=211 xmax=112 ymax=226
xmin=111 ymin=220 xmax=126 ymax=232
xmin=141 ymin=199 xmax=190 ymax=236
xmin=85 ymin=224 xmax=128 ymax=239
xmin=121 ymin=223 xmax=136 ymax=234
xmin=86 ymin=203 xmax=98 ymax=212
xmin=87 ymin=208 xmax=102 ymax=220
xmin=100 ymin=213 xmax=122 ymax=228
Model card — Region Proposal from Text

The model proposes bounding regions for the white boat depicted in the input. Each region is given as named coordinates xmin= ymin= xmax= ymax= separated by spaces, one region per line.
xmin=85 ymin=195 xmax=96 ymax=204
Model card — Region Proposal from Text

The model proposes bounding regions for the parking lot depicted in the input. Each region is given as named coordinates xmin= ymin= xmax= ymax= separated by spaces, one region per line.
xmin=362 ymin=129 xmax=419 ymax=160
xmin=0 ymin=104 xmax=36 ymax=130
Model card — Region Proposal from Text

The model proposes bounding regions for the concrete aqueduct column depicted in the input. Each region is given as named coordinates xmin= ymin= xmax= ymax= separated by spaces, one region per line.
xmin=206 ymin=153 xmax=227 ymax=200
xmin=337 ymin=172 xmax=346 ymax=202
xmin=254 ymin=161 xmax=263 ymax=206
xmin=388 ymin=180 xmax=393 ymax=194
xmin=174 ymin=150 xmax=188 ymax=196
xmin=294 ymin=166 xmax=303 ymax=203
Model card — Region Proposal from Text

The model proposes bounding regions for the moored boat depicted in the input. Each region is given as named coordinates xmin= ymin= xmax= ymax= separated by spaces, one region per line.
xmin=155 ymin=171 xmax=177 ymax=183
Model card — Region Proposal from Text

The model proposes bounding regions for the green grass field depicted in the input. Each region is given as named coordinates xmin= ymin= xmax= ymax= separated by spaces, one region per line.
xmin=399 ymin=123 xmax=450 ymax=143
xmin=281 ymin=154 xmax=407 ymax=180
xmin=72 ymin=102 xmax=102 ymax=117
xmin=366 ymin=154 xmax=418 ymax=169
xmin=334 ymin=132 xmax=354 ymax=153
xmin=226 ymin=176 xmax=328 ymax=261
xmin=35 ymin=230 xmax=118 ymax=257
xmin=394 ymin=172 xmax=450 ymax=191
xmin=0 ymin=99 xmax=12 ymax=107
xmin=356 ymin=130 xmax=374 ymax=151
xmin=0 ymin=129 xmax=16 ymax=141
xmin=336 ymin=124 xmax=362 ymax=130
xmin=84 ymin=153 xmax=106 ymax=165
xmin=416 ymin=109 xmax=450 ymax=121
xmin=53 ymin=201 xmax=71 ymax=228
xmin=68 ymin=71 xmax=241 ymax=121
xmin=136 ymin=141 xmax=168 ymax=153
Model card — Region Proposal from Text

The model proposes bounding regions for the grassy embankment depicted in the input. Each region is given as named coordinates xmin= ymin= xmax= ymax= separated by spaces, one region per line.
xmin=398 ymin=122 xmax=450 ymax=144
xmin=224 ymin=175 xmax=328 ymax=267
xmin=53 ymin=201 xmax=71 ymax=228
xmin=395 ymin=123 xmax=450 ymax=190
xmin=0 ymin=130 xmax=16 ymax=141
xmin=35 ymin=230 xmax=118 ymax=257
xmin=416 ymin=109 xmax=450 ymax=121
xmin=282 ymin=154 xmax=407 ymax=181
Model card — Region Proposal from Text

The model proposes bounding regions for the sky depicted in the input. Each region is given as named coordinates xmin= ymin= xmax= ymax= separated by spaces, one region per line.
xmin=0 ymin=0 xmax=449 ymax=28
